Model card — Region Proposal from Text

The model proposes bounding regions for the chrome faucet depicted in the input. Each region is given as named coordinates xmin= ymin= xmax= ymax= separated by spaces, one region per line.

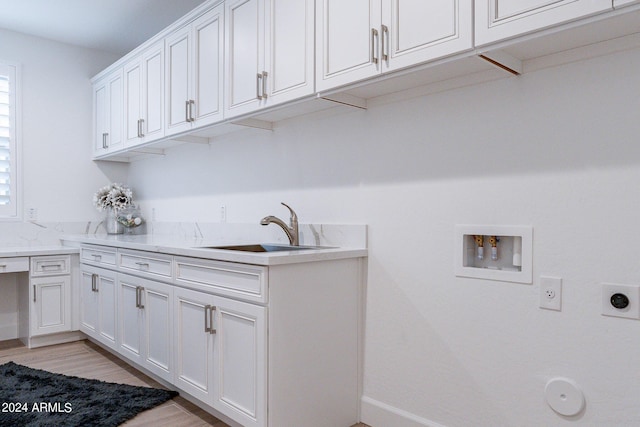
xmin=260 ymin=202 xmax=299 ymax=246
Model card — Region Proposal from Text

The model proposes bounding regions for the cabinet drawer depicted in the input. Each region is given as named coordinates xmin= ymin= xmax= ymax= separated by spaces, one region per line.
xmin=30 ymin=255 xmax=71 ymax=276
xmin=81 ymin=245 xmax=117 ymax=267
xmin=118 ymin=249 xmax=173 ymax=279
xmin=175 ymin=256 xmax=267 ymax=303
xmin=0 ymin=257 xmax=29 ymax=273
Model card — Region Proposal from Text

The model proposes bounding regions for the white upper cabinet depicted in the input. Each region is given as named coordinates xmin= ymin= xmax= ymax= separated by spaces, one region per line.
xmin=263 ymin=0 xmax=315 ymax=105
xmin=225 ymin=0 xmax=315 ymax=118
xmin=316 ymin=0 xmax=472 ymax=92
xmin=225 ymin=0 xmax=264 ymax=117
xmin=124 ymin=41 xmax=165 ymax=147
xmin=381 ymin=0 xmax=472 ymax=72
xmin=166 ymin=3 xmax=224 ymax=136
xmin=93 ymin=69 xmax=123 ymax=156
xmin=475 ymin=0 xmax=612 ymax=46
xmin=316 ymin=0 xmax=381 ymax=92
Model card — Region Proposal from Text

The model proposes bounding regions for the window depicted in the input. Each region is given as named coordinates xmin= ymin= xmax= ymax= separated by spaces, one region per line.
xmin=0 ymin=62 xmax=19 ymax=219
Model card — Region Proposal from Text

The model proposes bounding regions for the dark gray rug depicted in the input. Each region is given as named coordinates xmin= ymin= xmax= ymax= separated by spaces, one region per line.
xmin=0 ymin=361 xmax=178 ymax=426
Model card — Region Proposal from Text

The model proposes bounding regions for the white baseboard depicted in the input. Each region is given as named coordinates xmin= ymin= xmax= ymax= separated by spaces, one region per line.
xmin=20 ymin=330 xmax=84 ymax=348
xmin=361 ymin=396 xmax=447 ymax=427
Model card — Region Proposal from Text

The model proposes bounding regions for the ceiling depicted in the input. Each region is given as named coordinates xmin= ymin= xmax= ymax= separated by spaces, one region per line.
xmin=0 ymin=0 xmax=208 ymax=56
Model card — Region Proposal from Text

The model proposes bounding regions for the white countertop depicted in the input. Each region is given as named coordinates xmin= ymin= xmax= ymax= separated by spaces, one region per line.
xmin=61 ymin=234 xmax=367 ymax=266
xmin=0 ymin=246 xmax=80 ymax=258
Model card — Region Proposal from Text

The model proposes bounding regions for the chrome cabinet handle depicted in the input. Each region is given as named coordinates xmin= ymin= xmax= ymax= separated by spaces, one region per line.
xmin=204 ymin=304 xmax=211 ymax=332
xmin=134 ymin=261 xmax=150 ymax=269
xmin=381 ymin=25 xmax=389 ymax=62
xmin=91 ymin=254 xmax=102 ymax=261
xmin=185 ymin=100 xmax=190 ymax=123
xmin=102 ymin=133 xmax=108 ymax=149
xmin=261 ymin=71 xmax=268 ymax=99
xmin=371 ymin=28 xmax=379 ymax=64
xmin=91 ymin=273 xmax=98 ymax=292
xmin=189 ymin=100 xmax=195 ymax=122
xmin=135 ymin=286 xmax=145 ymax=309
xmin=203 ymin=305 xmax=217 ymax=334
xmin=137 ymin=119 xmax=141 ymax=138
xmin=33 ymin=285 xmax=36 ymax=303
xmin=209 ymin=306 xmax=216 ymax=335
xmin=256 ymin=73 xmax=263 ymax=100
xmin=139 ymin=119 xmax=145 ymax=137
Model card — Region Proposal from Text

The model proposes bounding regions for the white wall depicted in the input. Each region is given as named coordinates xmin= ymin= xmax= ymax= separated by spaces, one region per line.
xmin=0 ymin=28 xmax=127 ymax=223
xmin=132 ymin=46 xmax=640 ymax=426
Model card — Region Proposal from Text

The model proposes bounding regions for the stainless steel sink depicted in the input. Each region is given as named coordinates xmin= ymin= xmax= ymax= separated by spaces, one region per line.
xmin=197 ymin=244 xmax=330 ymax=253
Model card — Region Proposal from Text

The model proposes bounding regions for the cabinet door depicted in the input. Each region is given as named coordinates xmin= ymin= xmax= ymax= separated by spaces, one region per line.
xmin=80 ymin=268 xmax=99 ymax=336
xmin=166 ymin=27 xmax=193 ymax=136
xmin=174 ymin=287 xmax=216 ymax=404
xmin=117 ymin=277 xmax=144 ymax=364
xmin=382 ymin=0 xmax=472 ymax=72
xmin=30 ymin=276 xmax=71 ymax=336
xmin=475 ymin=0 xmax=611 ymax=46
xmin=124 ymin=59 xmax=142 ymax=146
xmin=263 ymin=0 xmax=315 ymax=106
xmin=225 ymin=0 xmax=265 ymax=117
xmin=142 ymin=280 xmax=173 ymax=382
xmin=94 ymin=83 xmax=107 ymax=154
xmin=141 ymin=43 xmax=165 ymax=142
xmin=192 ymin=4 xmax=225 ymax=127
xmin=107 ymin=72 xmax=123 ymax=152
xmin=97 ymin=271 xmax=118 ymax=350
xmin=93 ymin=70 xmax=123 ymax=156
xmin=212 ymin=296 xmax=266 ymax=427
xmin=316 ymin=0 xmax=381 ymax=92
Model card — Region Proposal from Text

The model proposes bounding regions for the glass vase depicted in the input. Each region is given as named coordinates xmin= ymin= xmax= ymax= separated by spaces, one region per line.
xmin=104 ymin=208 xmax=124 ymax=234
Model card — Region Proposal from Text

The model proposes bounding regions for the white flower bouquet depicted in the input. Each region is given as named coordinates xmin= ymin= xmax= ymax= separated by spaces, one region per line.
xmin=93 ymin=183 xmax=133 ymax=211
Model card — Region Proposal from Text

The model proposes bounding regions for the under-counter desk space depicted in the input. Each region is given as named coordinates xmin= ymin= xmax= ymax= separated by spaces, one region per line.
xmin=0 ymin=247 xmax=80 ymax=348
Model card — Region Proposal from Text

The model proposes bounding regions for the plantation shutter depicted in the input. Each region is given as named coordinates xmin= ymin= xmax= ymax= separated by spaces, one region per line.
xmin=0 ymin=63 xmax=17 ymax=217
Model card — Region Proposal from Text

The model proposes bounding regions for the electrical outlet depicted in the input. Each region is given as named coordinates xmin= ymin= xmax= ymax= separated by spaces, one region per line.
xmin=602 ymin=283 xmax=640 ymax=319
xmin=27 ymin=207 xmax=37 ymax=221
xmin=540 ymin=276 xmax=562 ymax=311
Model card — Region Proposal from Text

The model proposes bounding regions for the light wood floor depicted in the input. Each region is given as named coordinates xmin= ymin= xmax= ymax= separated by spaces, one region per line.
xmin=0 ymin=339 xmax=370 ymax=427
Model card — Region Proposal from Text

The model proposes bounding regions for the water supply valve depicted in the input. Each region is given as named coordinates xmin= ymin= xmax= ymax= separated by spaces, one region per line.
xmin=489 ymin=235 xmax=498 ymax=261
xmin=474 ymin=235 xmax=484 ymax=260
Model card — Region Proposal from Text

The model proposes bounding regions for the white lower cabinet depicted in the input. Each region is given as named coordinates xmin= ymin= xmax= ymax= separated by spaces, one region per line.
xmin=30 ymin=275 xmax=71 ymax=336
xmin=174 ymin=286 xmax=266 ymax=427
xmin=79 ymin=245 xmax=363 ymax=427
xmin=117 ymin=274 xmax=173 ymax=382
xmin=17 ymin=255 xmax=73 ymax=347
xmin=80 ymin=265 xmax=118 ymax=351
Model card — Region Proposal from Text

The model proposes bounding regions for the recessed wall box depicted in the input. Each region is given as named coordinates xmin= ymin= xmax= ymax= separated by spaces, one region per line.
xmin=455 ymin=225 xmax=533 ymax=284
